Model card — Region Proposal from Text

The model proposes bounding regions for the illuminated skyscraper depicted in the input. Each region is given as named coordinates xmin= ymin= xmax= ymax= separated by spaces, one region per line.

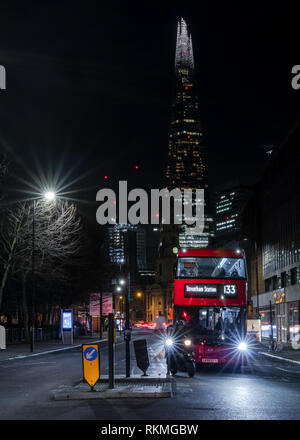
xmin=165 ymin=17 xmax=211 ymax=248
xmin=166 ymin=18 xmax=207 ymax=189
xmin=108 ymin=224 xmax=147 ymax=271
xmin=214 ymin=185 xmax=249 ymax=238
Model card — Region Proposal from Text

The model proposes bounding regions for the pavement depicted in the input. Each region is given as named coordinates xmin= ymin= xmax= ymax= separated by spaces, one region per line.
xmin=259 ymin=339 xmax=300 ymax=364
xmin=53 ymin=377 xmax=173 ymax=400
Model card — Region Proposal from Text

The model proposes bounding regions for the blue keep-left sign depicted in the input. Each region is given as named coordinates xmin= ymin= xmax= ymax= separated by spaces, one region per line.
xmin=83 ymin=346 xmax=98 ymax=362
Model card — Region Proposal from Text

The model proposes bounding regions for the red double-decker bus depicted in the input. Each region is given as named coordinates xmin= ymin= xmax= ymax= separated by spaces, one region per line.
xmin=173 ymin=248 xmax=249 ymax=367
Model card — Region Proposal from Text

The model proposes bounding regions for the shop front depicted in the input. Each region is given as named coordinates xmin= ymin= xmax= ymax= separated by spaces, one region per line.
xmin=255 ymin=287 xmax=300 ymax=344
xmin=259 ymin=307 xmax=276 ymax=340
xmin=288 ymin=301 xmax=300 ymax=343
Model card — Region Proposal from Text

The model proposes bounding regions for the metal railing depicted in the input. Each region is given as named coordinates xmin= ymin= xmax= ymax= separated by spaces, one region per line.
xmin=5 ymin=327 xmax=60 ymax=344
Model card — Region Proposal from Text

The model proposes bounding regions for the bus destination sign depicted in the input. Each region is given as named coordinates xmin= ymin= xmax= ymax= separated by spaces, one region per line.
xmin=184 ymin=283 xmax=238 ymax=299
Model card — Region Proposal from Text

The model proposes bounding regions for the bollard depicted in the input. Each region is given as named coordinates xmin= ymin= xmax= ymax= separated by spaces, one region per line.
xmin=133 ymin=339 xmax=150 ymax=376
xmin=0 ymin=325 xmax=6 ymax=350
xmin=108 ymin=313 xmax=115 ymax=389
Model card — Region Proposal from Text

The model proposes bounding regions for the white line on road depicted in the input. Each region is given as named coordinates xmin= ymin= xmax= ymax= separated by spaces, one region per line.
xmin=259 ymin=351 xmax=300 ymax=365
xmin=3 ymin=339 xmax=106 ymax=362
xmin=1 ymin=335 xmax=139 ymax=363
xmin=277 ymin=367 xmax=292 ymax=372
xmin=22 ymin=361 xmax=57 ymax=365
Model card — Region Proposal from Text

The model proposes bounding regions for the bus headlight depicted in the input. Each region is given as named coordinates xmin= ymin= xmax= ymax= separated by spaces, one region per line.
xmin=184 ymin=339 xmax=192 ymax=347
xmin=165 ymin=338 xmax=174 ymax=347
xmin=237 ymin=341 xmax=247 ymax=351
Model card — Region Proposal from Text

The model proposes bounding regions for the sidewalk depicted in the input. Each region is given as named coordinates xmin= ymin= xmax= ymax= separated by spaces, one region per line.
xmin=0 ymin=331 xmax=123 ymax=362
xmin=259 ymin=340 xmax=300 ymax=364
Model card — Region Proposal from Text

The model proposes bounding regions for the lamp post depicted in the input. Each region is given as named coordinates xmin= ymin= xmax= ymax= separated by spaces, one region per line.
xmin=30 ymin=190 xmax=56 ymax=352
xmin=125 ymin=273 xmax=130 ymax=377
xmin=117 ymin=276 xmax=131 ymax=377
xmin=254 ymin=239 xmax=259 ymax=318
xmin=30 ymin=199 xmax=36 ymax=353
xmin=242 ymin=237 xmax=259 ymax=317
xmin=136 ymin=291 xmax=145 ymax=321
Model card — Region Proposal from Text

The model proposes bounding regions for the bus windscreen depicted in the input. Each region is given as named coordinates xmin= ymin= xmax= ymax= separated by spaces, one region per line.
xmin=176 ymin=257 xmax=246 ymax=280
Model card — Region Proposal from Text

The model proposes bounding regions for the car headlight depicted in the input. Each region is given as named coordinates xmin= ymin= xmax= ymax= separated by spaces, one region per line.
xmin=237 ymin=341 xmax=247 ymax=351
xmin=165 ymin=338 xmax=173 ymax=347
xmin=184 ymin=339 xmax=192 ymax=347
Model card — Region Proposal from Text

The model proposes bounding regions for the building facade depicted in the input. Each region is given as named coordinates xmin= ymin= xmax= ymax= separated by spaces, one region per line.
xmin=108 ymin=224 xmax=146 ymax=272
xmin=248 ymin=121 xmax=300 ymax=344
xmin=214 ymin=184 xmax=249 ymax=240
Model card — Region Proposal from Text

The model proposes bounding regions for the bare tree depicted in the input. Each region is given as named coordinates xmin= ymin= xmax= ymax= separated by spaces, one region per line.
xmin=0 ymin=199 xmax=83 ymax=339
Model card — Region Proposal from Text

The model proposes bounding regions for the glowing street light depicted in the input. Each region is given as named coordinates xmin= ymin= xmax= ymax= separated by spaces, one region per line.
xmin=44 ymin=191 xmax=56 ymax=201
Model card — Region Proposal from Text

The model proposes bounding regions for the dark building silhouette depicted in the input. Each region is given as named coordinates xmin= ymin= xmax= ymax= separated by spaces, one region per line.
xmin=244 ymin=120 xmax=300 ymax=343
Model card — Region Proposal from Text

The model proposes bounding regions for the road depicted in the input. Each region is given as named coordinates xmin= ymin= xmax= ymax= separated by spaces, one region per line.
xmin=1 ymin=329 xmax=300 ymax=420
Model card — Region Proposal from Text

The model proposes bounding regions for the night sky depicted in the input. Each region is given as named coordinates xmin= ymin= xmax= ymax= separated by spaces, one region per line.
xmin=0 ymin=2 xmax=299 ymax=223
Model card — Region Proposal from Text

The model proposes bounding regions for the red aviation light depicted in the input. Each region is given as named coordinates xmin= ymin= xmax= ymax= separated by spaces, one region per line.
xmin=104 ymin=175 xmax=108 ymax=180
xmin=135 ymin=165 xmax=139 ymax=170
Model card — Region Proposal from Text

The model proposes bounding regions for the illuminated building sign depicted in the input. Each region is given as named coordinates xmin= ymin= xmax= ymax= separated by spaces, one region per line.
xmin=184 ymin=283 xmax=238 ymax=299
xmin=273 ymin=291 xmax=285 ymax=304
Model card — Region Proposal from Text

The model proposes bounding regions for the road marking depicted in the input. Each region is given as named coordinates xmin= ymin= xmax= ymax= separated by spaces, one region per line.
xmin=1 ymin=332 xmax=149 ymax=363
xmin=22 ymin=361 xmax=57 ymax=366
xmin=259 ymin=351 xmax=300 ymax=365
xmin=277 ymin=367 xmax=291 ymax=373
xmin=1 ymin=338 xmax=106 ymax=362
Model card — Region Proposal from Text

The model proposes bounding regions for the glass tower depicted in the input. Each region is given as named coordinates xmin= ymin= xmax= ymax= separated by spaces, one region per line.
xmin=166 ymin=17 xmax=211 ymax=249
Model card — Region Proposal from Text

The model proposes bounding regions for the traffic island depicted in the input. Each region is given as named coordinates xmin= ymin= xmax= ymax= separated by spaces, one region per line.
xmin=53 ymin=376 xmax=174 ymax=400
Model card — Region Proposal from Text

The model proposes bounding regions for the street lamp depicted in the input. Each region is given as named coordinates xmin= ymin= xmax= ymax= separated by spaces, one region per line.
xmin=44 ymin=191 xmax=56 ymax=202
xmin=30 ymin=190 xmax=56 ymax=352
